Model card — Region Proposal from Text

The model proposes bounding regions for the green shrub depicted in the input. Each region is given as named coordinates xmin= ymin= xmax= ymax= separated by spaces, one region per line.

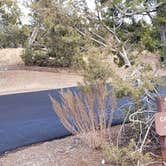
xmin=33 ymin=51 xmax=49 ymax=66
xmin=22 ymin=42 xmax=83 ymax=67
xmin=22 ymin=48 xmax=34 ymax=65
xmin=22 ymin=48 xmax=49 ymax=66
xmin=102 ymin=140 xmax=152 ymax=166
xmin=81 ymin=48 xmax=112 ymax=84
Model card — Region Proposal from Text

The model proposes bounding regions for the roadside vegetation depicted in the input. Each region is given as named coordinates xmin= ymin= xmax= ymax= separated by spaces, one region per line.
xmin=1 ymin=0 xmax=166 ymax=165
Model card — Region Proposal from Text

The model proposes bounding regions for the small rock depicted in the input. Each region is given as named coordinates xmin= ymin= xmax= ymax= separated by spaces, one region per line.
xmin=101 ymin=159 xmax=105 ymax=165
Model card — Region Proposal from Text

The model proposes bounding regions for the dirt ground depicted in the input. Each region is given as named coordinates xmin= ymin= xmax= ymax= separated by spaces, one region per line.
xmin=0 ymin=134 xmax=106 ymax=166
xmin=0 ymin=70 xmax=82 ymax=95
xmin=0 ymin=48 xmax=166 ymax=95
xmin=0 ymin=48 xmax=24 ymax=69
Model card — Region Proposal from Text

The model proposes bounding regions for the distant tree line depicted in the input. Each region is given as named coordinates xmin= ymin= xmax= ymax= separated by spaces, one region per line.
xmin=1 ymin=0 xmax=166 ymax=66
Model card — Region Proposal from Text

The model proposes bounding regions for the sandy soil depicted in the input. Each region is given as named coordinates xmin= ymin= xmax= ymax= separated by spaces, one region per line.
xmin=0 ymin=48 xmax=24 ymax=69
xmin=0 ymin=48 xmax=166 ymax=95
xmin=0 ymin=70 xmax=82 ymax=95
xmin=0 ymin=136 xmax=105 ymax=166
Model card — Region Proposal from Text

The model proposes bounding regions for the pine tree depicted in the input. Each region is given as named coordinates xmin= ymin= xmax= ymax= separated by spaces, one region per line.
xmin=0 ymin=0 xmax=28 ymax=47
xmin=25 ymin=0 xmax=84 ymax=67
xmin=156 ymin=0 xmax=166 ymax=63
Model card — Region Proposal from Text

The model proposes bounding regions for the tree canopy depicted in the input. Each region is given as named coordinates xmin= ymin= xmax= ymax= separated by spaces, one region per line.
xmin=0 ymin=0 xmax=30 ymax=48
xmin=1 ymin=0 xmax=166 ymax=66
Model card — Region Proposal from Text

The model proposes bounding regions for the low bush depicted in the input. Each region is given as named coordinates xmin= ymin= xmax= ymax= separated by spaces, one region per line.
xmin=102 ymin=139 xmax=152 ymax=166
xmin=22 ymin=48 xmax=34 ymax=65
xmin=22 ymin=46 xmax=83 ymax=67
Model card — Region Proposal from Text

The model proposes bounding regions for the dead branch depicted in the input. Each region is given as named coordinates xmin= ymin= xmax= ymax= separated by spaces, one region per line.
xmin=114 ymin=2 xmax=165 ymax=18
xmin=75 ymin=27 xmax=107 ymax=47
xmin=28 ymin=26 xmax=40 ymax=47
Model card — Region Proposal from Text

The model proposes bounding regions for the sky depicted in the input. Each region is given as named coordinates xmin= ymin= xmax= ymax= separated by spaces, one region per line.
xmin=18 ymin=0 xmax=96 ymax=24
xmin=17 ymin=0 xmax=31 ymax=24
xmin=86 ymin=0 xmax=96 ymax=10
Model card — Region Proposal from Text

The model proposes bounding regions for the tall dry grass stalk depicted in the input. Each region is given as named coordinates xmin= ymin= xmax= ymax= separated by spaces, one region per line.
xmin=50 ymin=83 xmax=117 ymax=148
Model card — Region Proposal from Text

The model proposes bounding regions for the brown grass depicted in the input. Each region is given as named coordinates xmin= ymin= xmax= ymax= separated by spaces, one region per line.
xmin=50 ymin=83 xmax=117 ymax=148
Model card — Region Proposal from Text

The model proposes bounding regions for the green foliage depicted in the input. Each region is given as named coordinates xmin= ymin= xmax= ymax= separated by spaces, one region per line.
xmin=81 ymin=48 xmax=112 ymax=84
xmin=101 ymin=0 xmax=165 ymax=56
xmin=0 ymin=25 xmax=30 ymax=48
xmin=102 ymin=140 xmax=152 ymax=166
xmin=81 ymin=48 xmax=162 ymax=101
xmin=127 ymin=22 xmax=160 ymax=52
xmin=155 ymin=0 xmax=166 ymax=24
xmin=25 ymin=0 xmax=84 ymax=67
xmin=46 ymin=26 xmax=83 ymax=67
xmin=22 ymin=47 xmax=51 ymax=66
xmin=155 ymin=1 xmax=166 ymax=62
xmin=22 ymin=48 xmax=34 ymax=65
xmin=0 ymin=0 xmax=29 ymax=48
xmin=0 ymin=0 xmax=20 ymax=25
xmin=140 ymin=26 xmax=160 ymax=52
xmin=114 ymin=70 xmax=162 ymax=100
xmin=32 ymin=51 xmax=50 ymax=66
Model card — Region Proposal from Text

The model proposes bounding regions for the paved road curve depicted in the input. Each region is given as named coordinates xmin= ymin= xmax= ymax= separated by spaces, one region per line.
xmin=0 ymin=86 xmax=132 ymax=154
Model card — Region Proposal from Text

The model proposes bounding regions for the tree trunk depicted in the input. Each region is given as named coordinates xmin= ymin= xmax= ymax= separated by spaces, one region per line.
xmin=159 ymin=23 xmax=166 ymax=63
xmin=28 ymin=26 xmax=39 ymax=47
xmin=120 ymin=46 xmax=131 ymax=67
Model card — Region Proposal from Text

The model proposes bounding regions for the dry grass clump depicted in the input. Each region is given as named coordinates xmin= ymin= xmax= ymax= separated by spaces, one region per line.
xmin=50 ymin=83 xmax=117 ymax=148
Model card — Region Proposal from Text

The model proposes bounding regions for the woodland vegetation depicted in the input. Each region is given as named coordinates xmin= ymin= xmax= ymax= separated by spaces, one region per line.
xmin=1 ymin=0 xmax=166 ymax=67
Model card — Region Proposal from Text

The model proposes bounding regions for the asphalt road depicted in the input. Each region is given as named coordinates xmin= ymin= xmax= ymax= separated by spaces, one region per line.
xmin=0 ymin=86 xmax=133 ymax=154
xmin=1 ymin=83 xmax=166 ymax=154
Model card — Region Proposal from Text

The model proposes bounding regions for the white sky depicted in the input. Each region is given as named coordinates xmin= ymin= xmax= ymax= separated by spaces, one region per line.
xmin=17 ymin=0 xmax=31 ymax=24
xmin=86 ymin=0 xmax=95 ymax=10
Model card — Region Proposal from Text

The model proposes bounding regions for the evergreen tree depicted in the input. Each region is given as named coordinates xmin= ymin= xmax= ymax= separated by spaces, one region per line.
xmin=0 ymin=0 xmax=29 ymax=47
xmin=99 ymin=0 xmax=166 ymax=62
xmin=26 ymin=0 xmax=84 ymax=67
xmin=155 ymin=0 xmax=166 ymax=62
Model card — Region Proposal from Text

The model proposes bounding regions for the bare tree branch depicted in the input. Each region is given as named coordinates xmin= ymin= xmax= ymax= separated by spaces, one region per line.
xmin=28 ymin=26 xmax=40 ymax=47
xmin=115 ymin=2 xmax=165 ymax=18
xmin=75 ymin=27 xmax=108 ymax=47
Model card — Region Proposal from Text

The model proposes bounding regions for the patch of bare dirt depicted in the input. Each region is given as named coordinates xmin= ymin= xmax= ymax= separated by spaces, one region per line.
xmin=0 ymin=48 xmax=24 ymax=69
xmin=0 ymin=70 xmax=82 ymax=95
xmin=0 ymin=136 xmax=109 ymax=166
